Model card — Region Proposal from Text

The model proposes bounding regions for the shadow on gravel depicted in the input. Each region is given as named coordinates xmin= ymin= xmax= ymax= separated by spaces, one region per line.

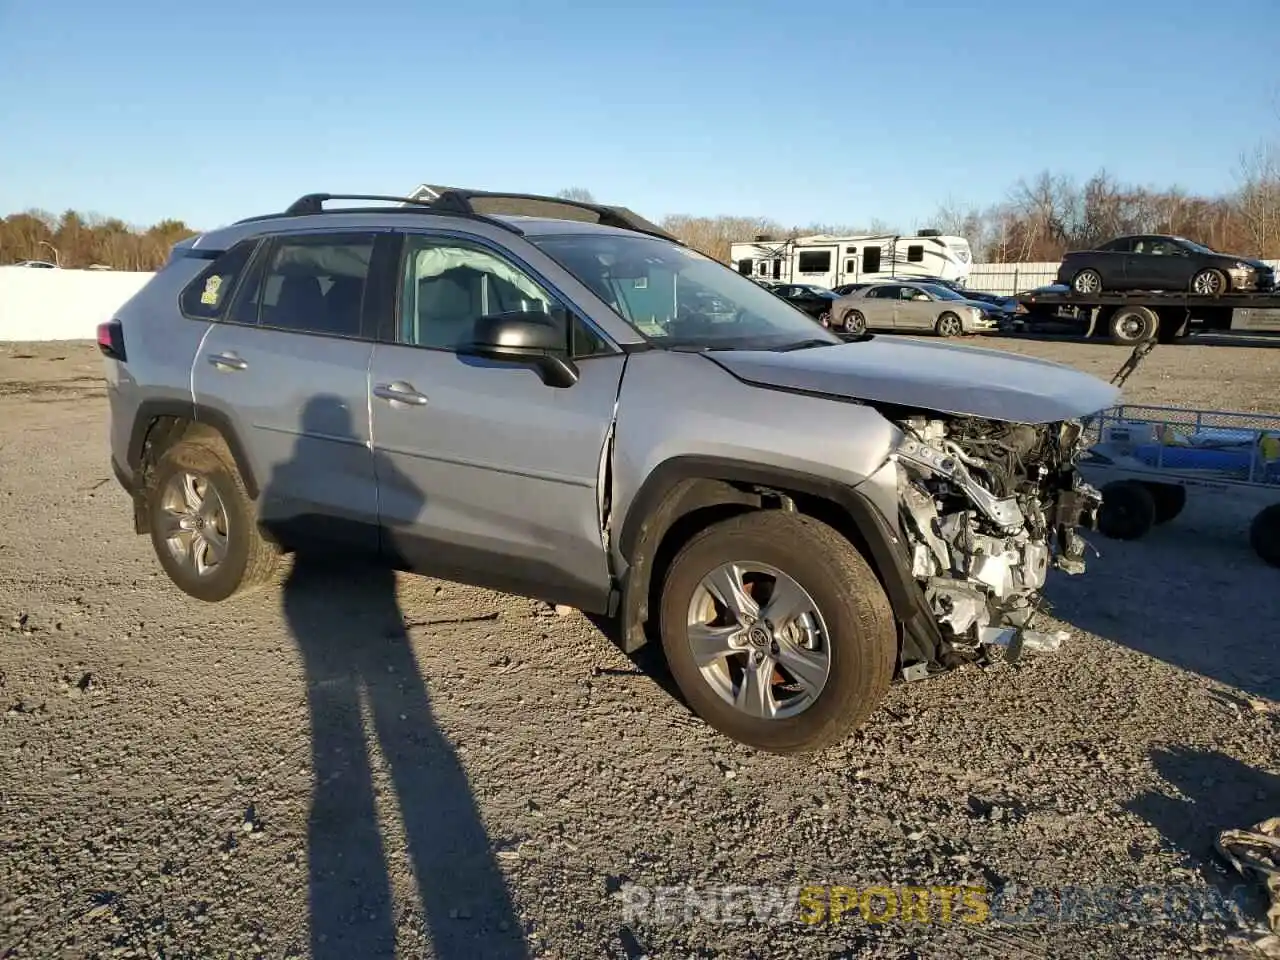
xmin=1045 ymin=527 xmax=1280 ymax=702
xmin=583 ymin=613 xmax=687 ymax=706
xmin=1126 ymin=745 xmax=1280 ymax=923
xmin=270 ymin=396 xmax=527 ymax=960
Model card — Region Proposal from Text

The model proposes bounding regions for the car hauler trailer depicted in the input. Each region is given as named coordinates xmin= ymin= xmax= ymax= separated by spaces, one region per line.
xmin=1012 ymin=287 xmax=1280 ymax=345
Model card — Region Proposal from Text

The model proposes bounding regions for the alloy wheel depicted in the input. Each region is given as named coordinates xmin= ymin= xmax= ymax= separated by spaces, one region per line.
xmin=1193 ymin=271 xmax=1224 ymax=295
xmin=157 ymin=472 xmax=229 ymax=577
xmin=685 ymin=561 xmax=831 ymax=720
xmin=938 ymin=314 xmax=962 ymax=336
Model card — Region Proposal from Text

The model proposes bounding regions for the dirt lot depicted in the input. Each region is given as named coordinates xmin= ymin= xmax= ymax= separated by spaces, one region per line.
xmin=1 ymin=335 xmax=1279 ymax=960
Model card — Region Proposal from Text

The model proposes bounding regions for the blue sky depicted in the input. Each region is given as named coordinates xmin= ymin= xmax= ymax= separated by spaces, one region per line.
xmin=0 ymin=0 xmax=1275 ymax=232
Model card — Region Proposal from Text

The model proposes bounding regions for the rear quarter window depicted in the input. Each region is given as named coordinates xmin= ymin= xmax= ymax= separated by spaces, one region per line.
xmin=179 ymin=240 xmax=260 ymax=319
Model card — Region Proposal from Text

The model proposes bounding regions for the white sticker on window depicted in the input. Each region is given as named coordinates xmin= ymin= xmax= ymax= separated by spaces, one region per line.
xmin=200 ymin=275 xmax=222 ymax=305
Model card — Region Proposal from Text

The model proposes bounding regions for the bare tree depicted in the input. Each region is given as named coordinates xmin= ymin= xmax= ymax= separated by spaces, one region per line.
xmin=555 ymin=187 xmax=596 ymax=203
xmin=1235 ymin=142 xmax=1280 ymax=257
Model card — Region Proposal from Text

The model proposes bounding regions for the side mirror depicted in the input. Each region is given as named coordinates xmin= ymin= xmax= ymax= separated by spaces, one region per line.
xmin=462 ymin=310 xmax=579 ymax=388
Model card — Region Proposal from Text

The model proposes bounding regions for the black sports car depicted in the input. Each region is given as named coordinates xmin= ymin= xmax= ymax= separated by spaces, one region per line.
xmin=1057 ymin=235 xmax=1275 ymax=296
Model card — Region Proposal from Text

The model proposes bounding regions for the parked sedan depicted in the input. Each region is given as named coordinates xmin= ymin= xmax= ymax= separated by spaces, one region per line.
xmin=829 ymin=281 xmax=999 ymax=336
xmin=1057 ymin=235 xmax=1276 ymax=296
xmin=770 ymin=283 xmax=841 ymax=322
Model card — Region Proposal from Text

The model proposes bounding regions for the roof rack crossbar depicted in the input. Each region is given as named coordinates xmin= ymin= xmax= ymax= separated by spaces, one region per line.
xmin=429 ymin=190 xmax=678 ymax=242
xmin=284 ymin=193 xmax=433 ymax=215
xmin=233 ymin=193 xmax=524 ymax=235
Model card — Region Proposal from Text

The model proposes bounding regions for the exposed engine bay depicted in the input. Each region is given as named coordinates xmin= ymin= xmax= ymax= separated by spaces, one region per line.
xmin=891 ymin=413 xmax=1102 ymax=671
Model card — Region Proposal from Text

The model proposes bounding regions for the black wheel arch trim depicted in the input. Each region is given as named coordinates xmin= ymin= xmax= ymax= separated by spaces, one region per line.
xmin=616 ymin=455 xmax=944 ymax=665
xmin=127 ymin=398 xmax=261 ymax=500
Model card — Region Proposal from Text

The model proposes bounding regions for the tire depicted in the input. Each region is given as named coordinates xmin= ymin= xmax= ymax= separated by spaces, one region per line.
xmin=842 ymin=309 xmax=867 ymax=335
xmin=1249 ymin=503 xmax=1280 ymax=568
xmin=818 ymin=311 xmax=831 ymax=328
xmin=1096 ymin=480 xmax=1157 ymax=541
xmin=146 ymin=436 xmax=280 ymax=601
xmin=1108 ymin=305 xmax=1159 ymax=345
xmin=1191 ymin=268 xmax=1228 ymax=296
xmin=1145 ymin=483 xmax=1186 ymax=524
xmin=935 ymin=312 xmax=963 ymax=337
xmin=658 ymin=511 xmax=896 ymax=754
xmin=1072 ymin=269 xmax=1103 ymax=295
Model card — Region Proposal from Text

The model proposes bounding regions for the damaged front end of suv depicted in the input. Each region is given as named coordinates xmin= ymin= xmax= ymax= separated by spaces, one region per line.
xmin=883 ymin=411 xmax=1102 ymax=675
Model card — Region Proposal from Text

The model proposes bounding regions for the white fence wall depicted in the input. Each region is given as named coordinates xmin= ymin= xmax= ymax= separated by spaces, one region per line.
xmin=3 ymin=259 xmax=1280 ymax=341
xmin=0 ymin=267 xmax=152 ymax=341
xmin=966 ymin=262 xmax=1061 ymax=295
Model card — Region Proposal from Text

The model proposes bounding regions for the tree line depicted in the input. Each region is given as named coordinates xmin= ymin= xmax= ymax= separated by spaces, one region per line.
xmin=6 ymin=158 xmax=1277 ymax=272
xmin=0 ymin=210 xmax=197 ymax=271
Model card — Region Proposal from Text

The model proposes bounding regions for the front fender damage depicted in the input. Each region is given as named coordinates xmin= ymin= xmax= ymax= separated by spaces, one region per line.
xmin=864 ymin=409 xmax=1102 ymax=677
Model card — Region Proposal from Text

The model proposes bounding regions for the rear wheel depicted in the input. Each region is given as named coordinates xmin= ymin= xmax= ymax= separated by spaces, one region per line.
xmin=1191 ymin=268 xmax=1228 ymax=296
xmin=658 ymin=511 xmax=896 ymax=754
xmin=935 ymin=312 xmax=963 ymax=337
xmin=146 ymin=437 xmax=280 ymax=601
xmin=1250 ymin=504 xmax=1280 ymax=567
xmin=1072 ymin=269 xmax=1103 ymax=295
xmin=1109 ymin=305 xmax=1159 ymax=345
xmin=1096 ymin=480 xmax=1157 ymax=540
xmin=1146 ymin=483 xmax=1186 ymax=524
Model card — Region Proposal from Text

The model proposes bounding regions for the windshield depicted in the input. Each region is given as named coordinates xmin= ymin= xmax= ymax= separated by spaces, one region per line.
xmin=916 ymin=283 xmax=965 ymax=300
xmin=529 ymin=233 xmax=841 ymax=349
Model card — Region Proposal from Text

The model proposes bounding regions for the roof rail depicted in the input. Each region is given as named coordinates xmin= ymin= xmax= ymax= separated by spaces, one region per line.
xmin=234 ymin=190 xmax=675 ymax=241
xmin=429 ymin=189 xmax=678 ymax=242
xmin=234 ymin=192 xmax=523 ymax=234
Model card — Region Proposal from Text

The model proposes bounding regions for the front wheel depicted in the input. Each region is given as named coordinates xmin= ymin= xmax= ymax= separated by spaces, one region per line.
xmin=935 ymin=312 xmax=963 ymax=337
xmin=842 ymin=309 xmax=867 ymax=335
xmin=1096 ymin=480 xmax=1156 ymax=540
xmin=1250 ymin=504 xmax=1280 ymax=567
xmin=658 ymin=511 xmax=896 ymax=754
xmin=1191 ymin=268 xmax=1228 ymax=296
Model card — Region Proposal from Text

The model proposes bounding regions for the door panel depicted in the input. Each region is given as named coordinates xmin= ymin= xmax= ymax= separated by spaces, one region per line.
xmin=370 ymin=348 xmax=623 ymax=610
xmin=897 ymin=292 xmax=933 ymax=330
xmin=193 ymin=325 xmax=377 ymax=550
xmin=369 ymin=233 xmax=623 ymax=612
xmin=191 ymin=231 xmax=380 ymax=552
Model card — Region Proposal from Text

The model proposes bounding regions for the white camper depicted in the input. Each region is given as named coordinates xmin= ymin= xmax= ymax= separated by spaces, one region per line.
xmin=729 ymin=231 xmax=973 ymax=288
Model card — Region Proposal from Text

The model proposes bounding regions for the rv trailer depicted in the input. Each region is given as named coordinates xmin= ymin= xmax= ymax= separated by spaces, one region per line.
xmin=730 ymin=230 xmax=973 ymax=288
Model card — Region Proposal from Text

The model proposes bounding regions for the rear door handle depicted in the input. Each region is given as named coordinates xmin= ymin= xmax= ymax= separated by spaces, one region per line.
xmin=208 ymin=352 xmax=248 ymax=371
xmin=373 ymin=381 xmax=429 ymax=406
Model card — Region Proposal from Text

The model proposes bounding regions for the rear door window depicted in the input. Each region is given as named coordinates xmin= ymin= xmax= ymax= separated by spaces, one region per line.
xmin=231 ymin=233 xmax=376 ymax=338
xmin=179 ymin=240 xmax=259 ymax=320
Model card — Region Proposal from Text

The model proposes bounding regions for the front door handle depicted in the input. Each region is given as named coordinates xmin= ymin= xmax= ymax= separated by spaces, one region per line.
xmin=373 ymin=381 xmax=429 ymax=406
xmin=208 ymin=352 xmax=248 ymax=371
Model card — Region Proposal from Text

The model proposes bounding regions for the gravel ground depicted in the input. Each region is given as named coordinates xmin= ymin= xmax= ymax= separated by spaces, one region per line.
xmin=1 ymin=335 xmax=1278 ymax=960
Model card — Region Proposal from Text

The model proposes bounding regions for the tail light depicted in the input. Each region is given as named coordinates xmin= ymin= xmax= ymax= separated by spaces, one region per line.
xmin=97 ymin=319 xmax=126 ymax=361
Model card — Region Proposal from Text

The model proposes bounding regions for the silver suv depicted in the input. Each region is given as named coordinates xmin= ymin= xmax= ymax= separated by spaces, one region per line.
xmin=100 ymin=190 xmax=1118 ymax=753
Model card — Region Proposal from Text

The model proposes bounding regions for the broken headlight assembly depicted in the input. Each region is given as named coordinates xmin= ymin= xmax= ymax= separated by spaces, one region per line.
xmin=890 ymin=415 xmax=1101 ymax=666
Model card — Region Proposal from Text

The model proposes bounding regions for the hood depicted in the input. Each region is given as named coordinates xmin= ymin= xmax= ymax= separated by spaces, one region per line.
xmin=1236 ymin=256 xmax=1273 ymax=271
xmin=958 ymin=297 xmax=1006 ymax=313
xmin=706 ymin=337 xmax=1120 ymax=423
